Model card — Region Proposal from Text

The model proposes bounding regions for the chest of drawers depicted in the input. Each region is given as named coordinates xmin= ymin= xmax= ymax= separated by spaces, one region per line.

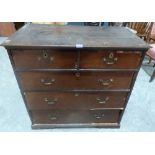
xmin=1 ymin=24 xmax=149 ymax=129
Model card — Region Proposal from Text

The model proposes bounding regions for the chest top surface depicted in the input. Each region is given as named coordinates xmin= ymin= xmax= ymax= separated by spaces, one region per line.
xmin=1 ymin=24 xmax=149 ymax=50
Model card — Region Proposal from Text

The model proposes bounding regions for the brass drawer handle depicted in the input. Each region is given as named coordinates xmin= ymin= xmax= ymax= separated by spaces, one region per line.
xmin=103 ymin=52 xmax=118 ymax=65
xmin=96 ymin=97 xmax=109 ymax=104
xmin=41 ymin=78 xmax=55 ymax=85
xmin=44 ymin=97 xmax=58 ymax=105
xmin=48 ymin=114 xmax=57 ymax=120
xmin=98 ymin=78 xmax=113 ymax=86
xmin=94 ymin=114 xmax=105 ymax=119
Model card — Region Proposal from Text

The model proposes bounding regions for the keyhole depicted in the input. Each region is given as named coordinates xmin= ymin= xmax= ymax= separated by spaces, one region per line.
xmin=109 ymin=52 xmax=114 ymax=59
xmin=43 ymin=51 xmax=48 ymax=59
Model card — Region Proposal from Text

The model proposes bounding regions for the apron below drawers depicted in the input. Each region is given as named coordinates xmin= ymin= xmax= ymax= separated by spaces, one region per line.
xmin=31 ymin=110 xmax=121 ymax=128
xmin=25 ymin=92 xmax=127 ymax=110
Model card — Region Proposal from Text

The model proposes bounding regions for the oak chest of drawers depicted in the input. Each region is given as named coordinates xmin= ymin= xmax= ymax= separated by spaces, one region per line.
xmin=1 ymin=24 xmax=149 ymax=129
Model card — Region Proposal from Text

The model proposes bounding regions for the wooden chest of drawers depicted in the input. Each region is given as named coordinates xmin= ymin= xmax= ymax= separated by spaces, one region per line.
xmin=1 ymin=24 xmax=149 ymax=129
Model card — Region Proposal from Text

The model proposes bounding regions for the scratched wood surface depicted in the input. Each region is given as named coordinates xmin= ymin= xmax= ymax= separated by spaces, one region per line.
xmin=1 ymin=24 xmax=149 ymax=50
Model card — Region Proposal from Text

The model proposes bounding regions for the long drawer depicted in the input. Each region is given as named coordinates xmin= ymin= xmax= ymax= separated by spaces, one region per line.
xmin=18 ymin=71 xmax=134 ymax=91
xmin=32 ymin=110 xmax=120 ymax=124
xmin=25 ymin=92 xmax=127 ymax=110
xmin=80 ymin=50 xmax=141 ymax=69
xmin=12 ymin=49 xmax=77 ymax=69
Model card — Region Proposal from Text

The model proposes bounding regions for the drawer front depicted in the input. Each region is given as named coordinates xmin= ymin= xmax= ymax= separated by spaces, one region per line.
xmin=19 ymin=71 xmax=133 ymax=91
xmin=25 ymin=92 xmax=127 ymax=110
xmin=32 ymin=110 xmax=120 ymax=124
xmin=12 ymin=49 xmax=77 ymax=69
xmin=80 ymin=50 xmax=141 ymax=69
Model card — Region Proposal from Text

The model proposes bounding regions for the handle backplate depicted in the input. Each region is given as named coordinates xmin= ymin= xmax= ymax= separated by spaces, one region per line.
xmin=41 ymin=78 xmax=55 ymax=85
xmin=103 ymin=52 xmax=118 ymax=65
xmin=44 ymin=97 xmax=58 ymax=105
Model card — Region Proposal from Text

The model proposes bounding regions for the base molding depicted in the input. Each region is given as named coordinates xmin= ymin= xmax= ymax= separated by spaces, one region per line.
xmin=31 ymin=123 xmax=120 ymax=129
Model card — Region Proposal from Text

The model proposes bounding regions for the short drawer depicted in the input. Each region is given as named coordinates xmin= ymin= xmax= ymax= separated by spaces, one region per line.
xmin=25 ymin=92 xmax=127 ymax=110
xmin=12 ymin=49 xmax=77 ymax=69
xmin=80 ymin=50 xmax=141 ymax=69
xmin=18 ymin=71 xmax=134 ymax=91
xmin=31 ymin=110 xmax=120 ymax=124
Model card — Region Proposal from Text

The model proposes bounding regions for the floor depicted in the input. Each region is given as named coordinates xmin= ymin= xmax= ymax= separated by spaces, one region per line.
xmin=0 ymin=37 xmax=155 ymax=132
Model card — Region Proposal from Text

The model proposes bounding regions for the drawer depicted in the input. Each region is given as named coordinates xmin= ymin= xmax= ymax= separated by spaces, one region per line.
xmin=80 ymin=50 xmax=141 ymax=69
xmin=25 ymin=92 xmax=127 ymax=110
xmin=32 ymin=110 xmax=120 ymax=124
xmin=19 ymin=71 xmax=134 ymax=91
xmin=12 ymin=49 xmax=77 ymax=69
